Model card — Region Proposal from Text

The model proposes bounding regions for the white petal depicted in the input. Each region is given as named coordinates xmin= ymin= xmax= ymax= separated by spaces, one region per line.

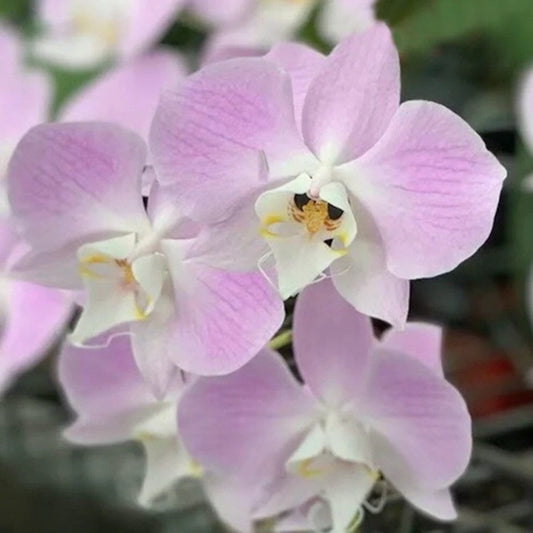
xmin=325 ymin=411 xmax=374 ymax=468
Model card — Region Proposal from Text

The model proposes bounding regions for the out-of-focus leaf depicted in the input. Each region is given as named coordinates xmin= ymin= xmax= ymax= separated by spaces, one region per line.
xmin=376 ymin=0 xmax=428 ymax=25
xmin=0 ymin=0 xmax=31 ymax=22
xmin=392 ymin=0 xmax=533 ymax=75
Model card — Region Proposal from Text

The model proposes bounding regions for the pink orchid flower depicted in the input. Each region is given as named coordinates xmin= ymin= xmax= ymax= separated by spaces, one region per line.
xmin=8 ymin=122 xmax=283 ymax=397
xmin=59 ymin=334 xmax=257 ymax=530
xmin=151 ymin=24 xmax=507 ymax=327
xmin=33 ymin=0 xmax=184 ymax=69
xmin=0 ymin=25 xmax=72 ymax=393
xmin=178 ymin=279 xmax=472 ymax=531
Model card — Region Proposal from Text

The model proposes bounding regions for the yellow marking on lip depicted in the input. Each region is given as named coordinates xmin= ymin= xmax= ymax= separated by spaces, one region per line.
xmin=78 ymin=253 xmax=110 ymax=279
xmin=187 ymin=460 xmax=204 ymax=478
xmin=296 ymin=458 xmax=323 ymax=478
xmin=259 ymin=214 xmax=285 ymax=239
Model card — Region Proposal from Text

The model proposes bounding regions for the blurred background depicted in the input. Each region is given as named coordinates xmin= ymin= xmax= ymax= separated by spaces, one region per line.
xmin=0 ymin=0 xmax=532 ymax=531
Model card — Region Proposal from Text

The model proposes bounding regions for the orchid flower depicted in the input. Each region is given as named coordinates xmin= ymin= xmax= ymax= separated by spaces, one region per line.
xmin=0 ymin=217 xmax=72 ymax=394
xmin=0 ymin=25 xmax=72 ymax=393
xmin=8 ymin=122 xmax=284 ymax=396
xmin=32 ymin=0 xmax=183 ymax=69
xmin=150 ymin=24 xmax=506 ymax=327
xmin=178 ymin=279 xmax=472 ymax=531
xmin=59 ymin=334 xmax=258 ymax=530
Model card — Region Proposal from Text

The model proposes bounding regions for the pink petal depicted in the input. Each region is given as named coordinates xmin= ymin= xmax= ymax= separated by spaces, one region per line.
xmin=178 ymin=349 xmax=317 ymax=482
xmin=402 ymin=486 xmax=457 ymax=521
xmin=118 ymin=0 xmax=186 ymax=60
xmin=8 ymin=122 xmax=150 ymax=252
xmin=0 ymin=280 xmax=72 ymax=393
xmin=301 ymin=23 xmax=399 ymax=164
xmin=360 ymin=349 xmax=472 ymax=490
xmin=293 ymin=279 xmax=373 ymax=407
xmin=381 ymin=323 xmax=444 ymax=377
xmin=343 ymin=101 xmax=507 ymax=279
xmin=60 ymin=51 xmax=186 ymax=143
xmin=331 ymin=225 xmax=409 ymax=327
xmin=264 ymin=43 xmax=326 ymax=130
xmin=58 ymin=334 xmax=157 ymax=420
xmin=150 ymin=57 xmax=315 ymax=221
xmin=166 ymin=241 xmax=284 ymax=374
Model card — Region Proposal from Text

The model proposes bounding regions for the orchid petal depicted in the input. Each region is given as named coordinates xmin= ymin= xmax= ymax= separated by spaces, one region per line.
xmin=165 ymin=240 xmax=284 ymax=375
xmin=150 ymin=57 xmax=316 ymax=221
xmin=402 ymin=486 xmax=457 ymax=521
xmin=203 ymin=474 xmax=258 ymax=533
xmin=265 ymin=43 xmax=326 ymax=129
xmin=331 ymin=231 xmax=409 ymax=327
xmin=0 ymin=280 xmax=72 ymax=394
xmin=60 ymin=51 xmax=186 ymax=143
xmin=130 ymin=289 xmax=179 ymax=399
xmin=361 ymin=350 xmax=472 ymax=490
xmin=118 ymin=0 xmax=185 ymax=60
xmin=301 ymin=24 xmax=399 ymax=164
xmin=8 ymin=122 xmax=150 ymax=252
xmin=341 ymin=101 xmax=507 ymax=279
xmin=324 ymin=464 xmax=375 ymax=532
xmin=138 ymin=435 xmax=191 ymax=507
xmin=178 ymin=349 xmax=317 ymax=483
xmin=293 ymin=279 xmax=373 ymax=406
xmin=381 ymin=323 xmax=444 ymax=377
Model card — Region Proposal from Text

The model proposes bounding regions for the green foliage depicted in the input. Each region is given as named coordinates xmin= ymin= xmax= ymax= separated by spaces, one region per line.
xmin=383 ymin=0 xmax=533 ymax=76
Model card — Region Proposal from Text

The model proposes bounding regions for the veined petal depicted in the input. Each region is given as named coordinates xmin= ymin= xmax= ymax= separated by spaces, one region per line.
xmin=265 ymin=43 xmax=326 ymax=130
xmin=301 ymin=24 xmax=399 ymax=164
xmin=381 ymin=323 xmax=444 ymax=377
xmin=361 ymin=349 xmax=472 ymax=490
xmin=164 ymin=239 xmax=284 ymax=375
xmin=293 ymin=279 xmax=373 ymax=407
xmin=60 ymin=51 xmax=186 ymax=143
xmin=150 ymin=57 xmax=316 ymax=221
xmin=178 ymin=349 xmax=318 ymax=483
xmin=8 ymin=122 xmax=150 ymax=252
xmin=341 ymin=101 xmax=507 ymax=279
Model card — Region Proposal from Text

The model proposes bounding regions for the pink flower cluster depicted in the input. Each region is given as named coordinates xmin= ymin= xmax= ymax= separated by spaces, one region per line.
xmin=3 ymin=14 xmax=508 ymax=532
